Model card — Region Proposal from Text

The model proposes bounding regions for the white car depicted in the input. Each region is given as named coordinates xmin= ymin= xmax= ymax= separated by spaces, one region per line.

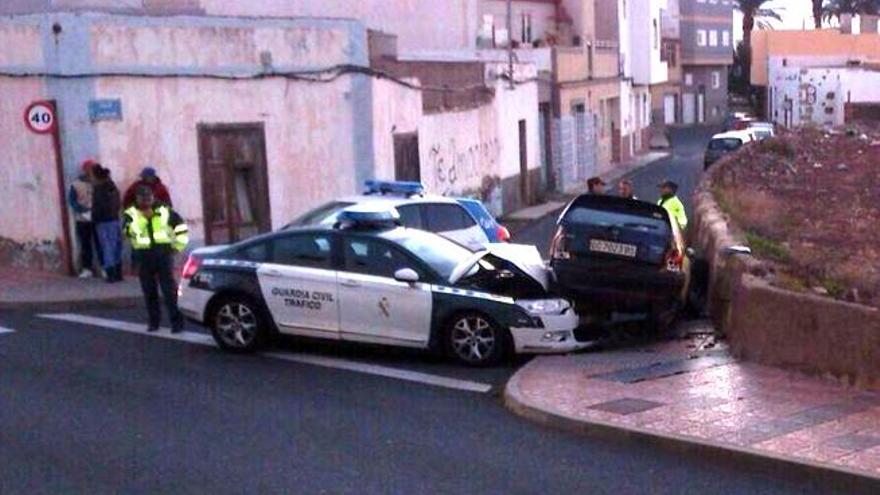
xmin=285 ymin=181 xmax=507 ymax=251
xmin=746 ymin=122 xmax=775 ymax=140
xmin=704 ymin=130 xmax=756 ymax=169
xmin=179 ymin=206 xmax=587 ymax=366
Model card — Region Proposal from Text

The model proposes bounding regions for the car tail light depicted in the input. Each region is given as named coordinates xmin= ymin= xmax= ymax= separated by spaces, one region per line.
xmin=549 ymin=227 xmax=571 ymax=260
xmin=181 ymin=255 xmax=201 ymax=279
xmin=664 ymin=248 xmax=684 ymax=273
xmin=496 ymin=225 xmax=511 ymax=243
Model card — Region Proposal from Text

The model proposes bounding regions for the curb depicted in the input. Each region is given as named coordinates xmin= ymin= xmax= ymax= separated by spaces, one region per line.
xmin=0 ymin=296 xmax=142 ymax=313
xmin=503 ymin=360 xmax=880 ymax=491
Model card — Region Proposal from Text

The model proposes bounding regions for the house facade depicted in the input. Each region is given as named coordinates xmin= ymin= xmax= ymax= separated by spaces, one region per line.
xmin=0 ymin=11 xmax=540 ymax=272
xmin=679 ymin=0 xmax=733 ymax=124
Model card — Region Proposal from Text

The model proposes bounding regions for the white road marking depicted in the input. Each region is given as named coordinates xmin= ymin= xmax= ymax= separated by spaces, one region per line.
xmin=263 ymin=352 xmax=493 ymax=393
xmin=37 ymin=313 xmax=493 ymax=394
xmin=0 ymin=327 xmax=15 ymax=335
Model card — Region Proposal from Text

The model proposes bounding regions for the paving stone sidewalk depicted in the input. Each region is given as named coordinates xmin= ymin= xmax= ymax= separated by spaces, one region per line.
xmin=0 ymin=267 xmax=141 ymax=310
xmin=506 ymin=323 xmax=880 ymax=481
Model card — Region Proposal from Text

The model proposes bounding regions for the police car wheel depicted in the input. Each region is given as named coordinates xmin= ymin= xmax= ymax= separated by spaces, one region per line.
xmin=446 ymin=313 xmax=506 ymax=366
xmin=210 ymin=297 xmax=267 ymax=352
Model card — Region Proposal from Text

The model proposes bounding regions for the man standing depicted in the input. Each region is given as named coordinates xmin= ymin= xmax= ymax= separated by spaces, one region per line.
xmin=586 ymin=176 xmax=606 ymax=194
xmin=657 ymin=180 xmax=688 ymax=230
xmin=92 ymin=165 xmax=124 ymax=283
xmin=123 ymin=186 xmax=189 ymax=332
xmin=618 ymin=179 xmax=637 ymax=200
xmin=122 ymin=167 xmax=172 ymax=209
xmin=68 ymin=159 xmax=101 ymax=278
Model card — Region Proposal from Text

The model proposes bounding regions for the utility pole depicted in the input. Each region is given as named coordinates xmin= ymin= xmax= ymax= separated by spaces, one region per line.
xmin=507 ymin=0 xmax=514 ymax=89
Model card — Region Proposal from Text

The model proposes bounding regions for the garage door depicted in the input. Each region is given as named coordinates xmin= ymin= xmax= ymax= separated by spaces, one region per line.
xmin=663 ymin=95 xmax=676 ymax=125
xmin=682 ymin=93 xmax=695 ymax=124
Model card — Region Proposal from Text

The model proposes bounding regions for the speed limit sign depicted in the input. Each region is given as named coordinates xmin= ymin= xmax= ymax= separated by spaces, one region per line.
xmin=24 ymin=101 xmax=56 ymax=134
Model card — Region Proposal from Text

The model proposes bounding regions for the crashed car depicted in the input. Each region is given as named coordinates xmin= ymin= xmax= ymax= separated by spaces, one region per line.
xmin=179 ymin=205 xmax=586 ymax=366
xmin=549 ymin=194 xmax=691 ymax=330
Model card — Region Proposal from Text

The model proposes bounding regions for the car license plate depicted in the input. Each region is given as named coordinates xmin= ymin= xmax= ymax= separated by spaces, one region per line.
xmin=589 ymin=239 xmax=637 ymax=257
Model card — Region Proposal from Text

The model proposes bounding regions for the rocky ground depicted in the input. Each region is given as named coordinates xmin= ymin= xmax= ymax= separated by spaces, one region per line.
xmin=711 ymin=126 xmax=880 ymax=308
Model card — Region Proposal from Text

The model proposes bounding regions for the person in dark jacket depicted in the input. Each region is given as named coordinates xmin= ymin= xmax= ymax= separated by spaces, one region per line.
xmin=122 ymin=167 xmax=172 ymax=209
xmin=92 ymin=165 xmax=124 ymax=282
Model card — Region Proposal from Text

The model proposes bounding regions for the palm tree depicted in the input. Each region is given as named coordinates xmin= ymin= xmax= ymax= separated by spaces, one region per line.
xmin=733 ymin=0 xmax=783 ymax=87
xmin=823 ymin=0 xmax=880 ymax=23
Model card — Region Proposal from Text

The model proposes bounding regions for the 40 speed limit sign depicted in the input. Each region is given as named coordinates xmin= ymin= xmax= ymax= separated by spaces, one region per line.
xmin=24 ymin=101 xmax=57 ymax=134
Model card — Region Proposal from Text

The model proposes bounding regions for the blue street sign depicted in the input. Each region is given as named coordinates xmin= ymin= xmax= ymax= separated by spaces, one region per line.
xmin=88 ymin=99 xmax=123 ymax=122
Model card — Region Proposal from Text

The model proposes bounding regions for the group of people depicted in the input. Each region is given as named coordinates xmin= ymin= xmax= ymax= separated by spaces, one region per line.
xmin=68 ymin=161 xmax=189 ymax=332
xmin=585 ymin=175 xmax=688 ymax=230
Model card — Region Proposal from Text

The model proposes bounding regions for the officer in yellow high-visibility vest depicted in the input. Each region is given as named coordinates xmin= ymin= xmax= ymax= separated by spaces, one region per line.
xmin=657 ymin=180 xmax=688 ymax=231
xmin=123 ymin=186 xmax=189 ymax=333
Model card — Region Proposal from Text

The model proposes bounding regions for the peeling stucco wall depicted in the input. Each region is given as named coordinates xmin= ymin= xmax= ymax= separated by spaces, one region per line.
xmin=0 ymin=13 xmax=372 ymax=270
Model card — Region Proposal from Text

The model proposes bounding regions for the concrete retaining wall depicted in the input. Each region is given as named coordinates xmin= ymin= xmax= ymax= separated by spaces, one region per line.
xmin=691 ymin=176 xmax=880 ymax=390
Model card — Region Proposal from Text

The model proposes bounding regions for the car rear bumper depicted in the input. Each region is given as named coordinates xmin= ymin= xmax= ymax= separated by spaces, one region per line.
xmin=550 ymin=260 xmax=686 ymax=311
xmin=510 ymin=309 xmax=589 ymax=354
xmin=178 ymin=284 xmax=213 ymax=323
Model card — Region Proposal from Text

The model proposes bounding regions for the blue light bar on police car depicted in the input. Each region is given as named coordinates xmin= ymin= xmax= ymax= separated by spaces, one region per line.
xmin=364 ymin=180 xmax=425 ymax=196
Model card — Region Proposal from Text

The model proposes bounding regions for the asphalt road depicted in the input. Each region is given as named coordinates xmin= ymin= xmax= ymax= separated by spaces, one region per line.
xmin=1 ymin=128 xmax=867 ymax=494
xmin=512 ymin=126 xmax=718 ymax=254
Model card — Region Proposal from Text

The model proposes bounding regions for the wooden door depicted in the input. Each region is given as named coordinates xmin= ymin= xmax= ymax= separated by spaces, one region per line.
xmin=197 ymin=123 xmax=271 ymax=245
xmin=393 ymin=133 xmax=421 ymax=182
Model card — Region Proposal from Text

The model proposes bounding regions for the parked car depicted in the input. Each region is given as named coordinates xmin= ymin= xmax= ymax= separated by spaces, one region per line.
xmin=284 ymin=181 xmax=510 ymax=250
xmin=548 ymin=195 xmax=691 ymax=330
xmin=180 ymin=205 xmax=587 ymax=366
xmin=723 ymin=111 xmax=753 ymax=131
xmin=704 ymin=130 xmax=755 ymax=169
xmin=746 ymin=121 xmax=775 ymax=140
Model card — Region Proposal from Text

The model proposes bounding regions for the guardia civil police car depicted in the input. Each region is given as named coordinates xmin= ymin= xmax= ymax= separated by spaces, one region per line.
xmin=179 ymin=205 xmax=586 ymax=366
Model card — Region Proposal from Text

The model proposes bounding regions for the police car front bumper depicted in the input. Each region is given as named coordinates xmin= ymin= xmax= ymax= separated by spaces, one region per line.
xmin=509 ymin=308 xmax=587 ymax=354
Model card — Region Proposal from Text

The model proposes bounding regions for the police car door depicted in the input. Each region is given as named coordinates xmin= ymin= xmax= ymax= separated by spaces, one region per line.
xmin=257 ymin=233 xmax=340 ymax=339
xmin=337 ymin=236 xmax=432 ymax=346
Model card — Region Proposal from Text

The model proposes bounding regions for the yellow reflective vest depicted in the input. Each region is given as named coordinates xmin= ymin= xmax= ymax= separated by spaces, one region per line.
xmin=658 ymin=195 xmax=688 ymax=230
xmin=123 ymin=205 xmax=189 ymax=252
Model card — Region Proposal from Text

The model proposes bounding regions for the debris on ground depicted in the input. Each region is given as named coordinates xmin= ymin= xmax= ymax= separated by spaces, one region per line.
xmin=711 ymin=125 xmax=880 ymax=308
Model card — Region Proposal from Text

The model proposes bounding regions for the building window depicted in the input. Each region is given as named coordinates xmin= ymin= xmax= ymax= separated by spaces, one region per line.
xmin=685 ymin=73 xmax=694 ymax=86
xmin=722 ymin=30 xmax=731 ymax=47
xmin=709 ymin=30 xmax=718 ymax=47
xmin=712 ymin=71 xmax=721 ymax=89
xmin=696 ymin=29 xmax=707 ymax=47
xmin=520 ymin=13 xmax=533 ymax=43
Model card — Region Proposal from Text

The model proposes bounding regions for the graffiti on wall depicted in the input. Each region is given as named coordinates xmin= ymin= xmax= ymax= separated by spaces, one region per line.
xmin=426 ymin=137 xmax=503 ymax=214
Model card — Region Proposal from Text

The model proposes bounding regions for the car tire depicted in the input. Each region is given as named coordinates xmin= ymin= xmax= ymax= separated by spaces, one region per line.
xmin=445 ymin=312 xmax=507 ymax=367
xmin=209 ymin=295 xmax=269 ymax=353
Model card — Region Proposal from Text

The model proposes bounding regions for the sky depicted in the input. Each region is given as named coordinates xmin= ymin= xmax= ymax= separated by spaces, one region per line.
xmin=732 ymin=0 xmax=818 ymax=42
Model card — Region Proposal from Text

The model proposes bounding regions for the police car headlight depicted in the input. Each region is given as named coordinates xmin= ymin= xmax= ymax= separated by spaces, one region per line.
xmin=517 ymin=299 xmax=569 ymax=315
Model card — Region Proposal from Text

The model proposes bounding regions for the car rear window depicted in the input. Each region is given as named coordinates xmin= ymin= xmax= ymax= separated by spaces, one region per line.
xmin=563 ymin=207 xmax=670 ymax=235
xmin=708 ymin=138 xmax=743 ymax=151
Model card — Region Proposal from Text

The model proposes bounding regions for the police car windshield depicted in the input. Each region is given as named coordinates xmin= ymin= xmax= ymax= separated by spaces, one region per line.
xmin=388 ymin=229 xmax=474 ymax=279
xmin=287 ymin=201 xmax=356 ymax=228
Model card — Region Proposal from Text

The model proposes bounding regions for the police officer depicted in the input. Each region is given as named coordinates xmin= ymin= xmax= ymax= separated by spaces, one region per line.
xmin=123 ymin=186 xmax=189 ymax=332
xmin=657 ymin=179 xmax=688 ymax=230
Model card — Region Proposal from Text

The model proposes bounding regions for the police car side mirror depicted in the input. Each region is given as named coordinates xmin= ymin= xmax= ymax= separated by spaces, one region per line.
xmin=394 ymin=268 xmax=420 ymax=284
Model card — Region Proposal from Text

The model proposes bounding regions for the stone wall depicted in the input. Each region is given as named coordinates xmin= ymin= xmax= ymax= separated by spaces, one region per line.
xmin=691 ymin=174 xmax=880 ymax=390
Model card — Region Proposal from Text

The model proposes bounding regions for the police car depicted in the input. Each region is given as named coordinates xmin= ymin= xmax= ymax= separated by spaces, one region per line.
xmin=179 ymin=205 xmax=586 ymax=366
xmin=285 ymin=181 xmax=511 ymax=250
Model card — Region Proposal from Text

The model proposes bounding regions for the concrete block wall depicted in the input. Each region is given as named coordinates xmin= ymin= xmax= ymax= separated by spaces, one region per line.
xmin=691 ymin=172 xmax=880 ymax=390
